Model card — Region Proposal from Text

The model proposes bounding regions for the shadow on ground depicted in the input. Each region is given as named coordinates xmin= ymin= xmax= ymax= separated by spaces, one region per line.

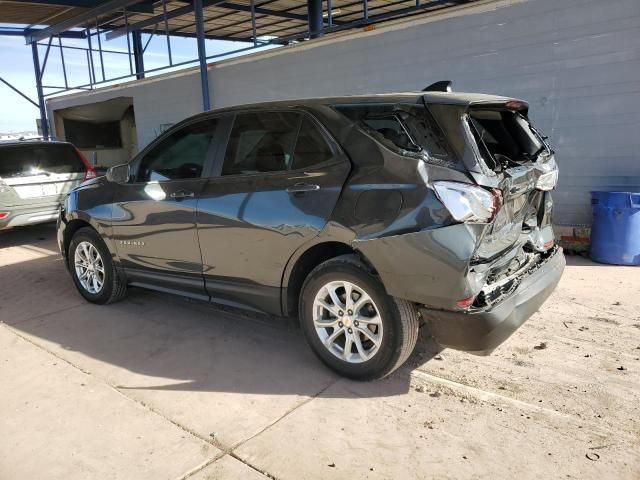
xmin=0 ymin=222 xmax=56 ymax=248
xmin=1 ymin=224 xmax=442 ymax=400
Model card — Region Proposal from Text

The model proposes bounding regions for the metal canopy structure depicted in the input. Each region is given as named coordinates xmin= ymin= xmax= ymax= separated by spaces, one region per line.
xmin=0 ymin=0 xmax=477 ymax=139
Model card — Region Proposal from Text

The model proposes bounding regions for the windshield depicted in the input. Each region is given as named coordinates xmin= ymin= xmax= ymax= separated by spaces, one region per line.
xmin=0 ymin=143 xmax=85 ymax=178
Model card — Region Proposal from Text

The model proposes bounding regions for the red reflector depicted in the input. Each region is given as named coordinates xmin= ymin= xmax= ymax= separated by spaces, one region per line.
xmin=456 ymin=296 xmax=475 ymax=308
xmin=0 ymin=212 xmax=9 ymax=219
xmin=543 ymin=240 xmax=554 ymax=249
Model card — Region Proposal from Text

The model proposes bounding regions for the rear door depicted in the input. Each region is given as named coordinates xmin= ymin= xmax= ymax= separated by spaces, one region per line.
xmin=111 ymin=116 xmax=226 ymax=299
xmin=0 ymin=143 xmax=86 ymax=207
xmin=196 ymin=110 xmax=351 ymax=314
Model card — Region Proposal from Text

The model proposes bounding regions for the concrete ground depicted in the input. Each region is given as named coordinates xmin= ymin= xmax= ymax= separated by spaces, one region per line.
xmin=1 ymin=224 xmax=639 ymax=480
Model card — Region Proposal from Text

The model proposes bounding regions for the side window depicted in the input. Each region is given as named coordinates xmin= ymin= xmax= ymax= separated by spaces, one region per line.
xmin=361 ymin=115 xmax=418 ymax=151
xmin=337 ymin=105 xmax=419 ymax=152
xmin=222 ymin=112 xmax=299 ymax=175
xmin=290 ymin=118 xmax=334 ymax=170
xmin=137 ymin=119 xmax=217 ymax=182
xmin=335 ymin=104 xmax=454 ymax=163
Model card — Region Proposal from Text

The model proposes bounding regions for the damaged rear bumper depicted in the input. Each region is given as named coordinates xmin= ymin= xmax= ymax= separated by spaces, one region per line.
xmin=419 ymin=247 xmax=565 ymax=355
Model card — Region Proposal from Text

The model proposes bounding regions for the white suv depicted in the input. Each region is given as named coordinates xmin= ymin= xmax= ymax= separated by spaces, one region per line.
xmin=0 ymin=140 xmax=96 ymax=230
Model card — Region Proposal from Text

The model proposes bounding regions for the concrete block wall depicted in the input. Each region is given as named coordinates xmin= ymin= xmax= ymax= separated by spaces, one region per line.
xmin=48 ymin=0 xmax=640 ymax=226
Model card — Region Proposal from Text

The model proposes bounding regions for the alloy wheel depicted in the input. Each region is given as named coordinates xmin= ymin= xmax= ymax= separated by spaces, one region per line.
xmin=74 ymin=241 xmax=105 ymax=294
xmin=312 ymin=280 xmax=383 ymax=363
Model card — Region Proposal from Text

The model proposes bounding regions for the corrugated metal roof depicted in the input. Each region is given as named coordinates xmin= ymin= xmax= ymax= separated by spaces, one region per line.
xmin=0 ymin=0 xmax=479 ymax=42
xmin=0 ymin=1 xmax=83 ymax=26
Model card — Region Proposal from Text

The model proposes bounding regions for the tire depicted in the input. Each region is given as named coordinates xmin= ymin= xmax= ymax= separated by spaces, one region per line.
xmin=68 ymin=227 xmax=127 ymax=304
xmin=299 ymin=254 xmax=419 ymax=380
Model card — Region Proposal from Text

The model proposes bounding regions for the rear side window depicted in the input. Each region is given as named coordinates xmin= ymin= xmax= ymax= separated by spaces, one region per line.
xmin=0 ymin=143 xmax=85 ymax=178
xmin=335 ymin=104 xmax=454 ymax=164
xmin=137 ymin=119 xmax=218 ymax=182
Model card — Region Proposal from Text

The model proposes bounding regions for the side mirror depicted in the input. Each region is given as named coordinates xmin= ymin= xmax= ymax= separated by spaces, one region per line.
xmin=106 ymin=163 xmax=130 ymax=183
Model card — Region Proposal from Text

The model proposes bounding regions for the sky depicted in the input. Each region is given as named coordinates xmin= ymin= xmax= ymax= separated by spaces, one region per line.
xmin=0 ymin=29 xmax=273 ymax=133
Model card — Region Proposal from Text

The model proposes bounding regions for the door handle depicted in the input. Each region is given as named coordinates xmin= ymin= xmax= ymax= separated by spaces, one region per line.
xmin=170 ymin=190 xmax=195 ymax=200
xmin=286 ymin=183 xmax=320 ymax=194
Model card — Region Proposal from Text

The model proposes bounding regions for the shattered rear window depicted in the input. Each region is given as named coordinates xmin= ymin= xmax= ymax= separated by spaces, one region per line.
xmin=334 ymin=104 xmax=459 ymax=167
xmin=467 ymin=109 xmax=547 ymax=171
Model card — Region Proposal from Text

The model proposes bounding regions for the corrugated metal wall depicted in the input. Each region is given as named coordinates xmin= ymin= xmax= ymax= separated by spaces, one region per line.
xmin=48 ymin=0 xmax=640 ymax=226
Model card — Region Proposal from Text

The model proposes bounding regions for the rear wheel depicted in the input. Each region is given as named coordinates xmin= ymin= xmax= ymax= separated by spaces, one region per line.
xmin=68 ymin=227 xmax=127 ymax=304
xmin=299 ymin=254 xmax=419 ymax=380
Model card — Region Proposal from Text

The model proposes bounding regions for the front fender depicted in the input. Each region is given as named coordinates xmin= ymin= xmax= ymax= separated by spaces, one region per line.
xmin=60 ymin=181 xmax=117 ymax=260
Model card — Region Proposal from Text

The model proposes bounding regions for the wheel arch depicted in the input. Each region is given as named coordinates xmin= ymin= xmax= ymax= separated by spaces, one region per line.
xmin=63 ymin=207 xmax=117 ymax=260
xmin=63 ymin=218 xmax=94 ymax=259
xmin=281 ymin=240 xmax=377 ymax=318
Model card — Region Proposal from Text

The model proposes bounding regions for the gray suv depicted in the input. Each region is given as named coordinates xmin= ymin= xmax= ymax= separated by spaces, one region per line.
xmin=58 ymin=89 xmax=565 ymax=380
xmin=0 ymin=140 xmax=96 ymax=230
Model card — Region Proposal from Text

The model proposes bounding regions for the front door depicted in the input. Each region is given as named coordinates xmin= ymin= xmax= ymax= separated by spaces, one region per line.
xmin=196 ymin=110 xmax=350 ymax=313
xmin=112 ymin=116 xmax=223 ymax=299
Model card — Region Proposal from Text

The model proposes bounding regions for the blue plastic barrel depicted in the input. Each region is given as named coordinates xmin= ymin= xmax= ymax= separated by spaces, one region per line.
xmin=590 ymin=191 xmax=640 ymax=265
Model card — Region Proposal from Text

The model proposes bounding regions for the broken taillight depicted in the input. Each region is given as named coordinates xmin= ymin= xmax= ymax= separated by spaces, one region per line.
xmin=433 ymin=181 xmax=501 ymax=224
xmin=455 ymin=296 xmax=476 ymax=308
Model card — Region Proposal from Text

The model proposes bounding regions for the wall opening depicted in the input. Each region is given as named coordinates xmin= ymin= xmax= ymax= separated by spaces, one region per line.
xmin=53 ymin=97 xmax=137 ymax=170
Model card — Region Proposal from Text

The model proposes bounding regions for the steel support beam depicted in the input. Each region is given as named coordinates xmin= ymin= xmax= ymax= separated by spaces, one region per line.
xmin=31 ymin=43 xmax=49 ymax=139
xmin=0 ymin=78 xmax=40 ymax=109
xmin=132 ymin=30 xmax=145 ymax=80
xmin=26 ymin=0 xmax=147 ymax=43
xmin=307 ymin=0 xmax=324 ymax=38
xmin=194 ymin=0 xmax=211 ymax=111
xmin=58 ymin=36 xmax=69 ymax=89
xmin=162 ymin=0 xmax=173 ymax=65
xmin=250 ymin=0 xmax=258 ymax=45
xmin=0 ymin=27 xmax=85 ymax=39
xmin=86 ymin=27 xmax=97 ymax=84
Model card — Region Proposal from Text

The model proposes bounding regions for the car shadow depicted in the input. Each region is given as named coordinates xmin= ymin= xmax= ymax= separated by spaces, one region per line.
xmin=0 ymin=222 xmax=57 ymax=248
xmin=1 ymin=227 xmax=443 ymax=400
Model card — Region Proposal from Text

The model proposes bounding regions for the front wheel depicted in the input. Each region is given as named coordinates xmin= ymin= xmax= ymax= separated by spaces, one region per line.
xmin=68 ymin=227 xmax=127 ymax=304
xmin=299 ymin=254 xmax=419 ymax=380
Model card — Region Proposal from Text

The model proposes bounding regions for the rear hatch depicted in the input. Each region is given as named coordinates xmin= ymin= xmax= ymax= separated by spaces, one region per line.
xmin=427 ymin=98 xmax=559 ymax=308
xmin=0 ymin=143 xmax=88 ymax=207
